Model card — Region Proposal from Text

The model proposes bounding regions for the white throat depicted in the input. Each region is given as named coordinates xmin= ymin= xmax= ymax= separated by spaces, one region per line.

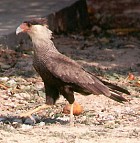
xmin=27 ymin=25 xmax=58 ymax=53
xmin=29 ymin=25 xmax=52 ymax=42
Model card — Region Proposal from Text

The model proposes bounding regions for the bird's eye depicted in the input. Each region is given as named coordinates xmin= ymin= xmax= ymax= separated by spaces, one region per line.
xmin=27 ymin=23 xmax=32 ymax=27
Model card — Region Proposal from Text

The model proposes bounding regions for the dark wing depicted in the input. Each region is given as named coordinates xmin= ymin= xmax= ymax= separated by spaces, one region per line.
xmin=44 ymin=52 xmax=110 ymax=96
xmin=84 ymin=70 xmax=130 ymax=95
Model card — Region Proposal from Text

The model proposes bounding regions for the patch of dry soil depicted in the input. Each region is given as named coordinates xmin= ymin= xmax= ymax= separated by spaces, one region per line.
xmin=0 ymin=34 xmax=140 ymax=143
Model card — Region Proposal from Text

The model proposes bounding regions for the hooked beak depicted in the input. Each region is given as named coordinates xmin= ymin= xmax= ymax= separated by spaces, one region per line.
xmin=16 ymin=23 xmax=30 ymax=35
xmin=16 ymin=26 xmax=23 ymax=35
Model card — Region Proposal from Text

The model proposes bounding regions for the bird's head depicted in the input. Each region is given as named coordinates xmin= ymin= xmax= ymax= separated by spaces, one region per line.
xmin=16 ymin=18 xmax=52 ymax=40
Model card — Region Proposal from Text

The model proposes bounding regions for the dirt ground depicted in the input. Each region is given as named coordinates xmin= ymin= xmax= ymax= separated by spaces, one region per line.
xmin=0 ymin=32 xmax=140 ymax=143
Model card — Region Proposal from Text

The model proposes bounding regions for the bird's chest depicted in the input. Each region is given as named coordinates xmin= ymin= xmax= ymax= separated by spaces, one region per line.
xmin=33 ymin=55 xmax=56 ymax=84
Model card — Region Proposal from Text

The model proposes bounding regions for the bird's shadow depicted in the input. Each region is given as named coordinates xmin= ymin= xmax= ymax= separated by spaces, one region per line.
xmin=0 ymin=115 xmax=69 ymax=126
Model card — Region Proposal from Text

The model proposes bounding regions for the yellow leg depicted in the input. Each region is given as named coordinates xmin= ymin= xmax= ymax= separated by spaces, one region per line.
xmin=19 ymin=104 xmax=51 ymax=122
xmin=70 ymin=103 xmax=74 ymax=126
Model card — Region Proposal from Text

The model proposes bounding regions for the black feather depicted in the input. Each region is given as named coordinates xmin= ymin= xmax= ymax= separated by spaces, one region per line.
xmin=24 ymin=18 xmax=47 ymax=26
xmin=84 ymin=70 xmax=130 ymax=96
xmin=109 ymin=92 xmax=128 ymax=103
xmin=101 ymin=80 xmax=130 ymax=95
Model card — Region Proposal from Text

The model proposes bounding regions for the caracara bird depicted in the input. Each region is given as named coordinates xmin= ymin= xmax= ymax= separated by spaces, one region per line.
xmin=16 ymin=18 xmax=130 ymax=125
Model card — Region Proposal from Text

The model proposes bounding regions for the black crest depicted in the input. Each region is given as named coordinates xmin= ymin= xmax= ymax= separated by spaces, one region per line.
xmin=24 ymin=18 xmax=48 ymax=27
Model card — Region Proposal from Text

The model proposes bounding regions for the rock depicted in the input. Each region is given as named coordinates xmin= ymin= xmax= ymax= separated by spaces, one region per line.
xmin=7 ymin=124 xmax=15 ymax=131
xmin=13 ymin=93 xmax=24 ymax=100
xmin=34 ymin=81 xmax=44 ymax=90
xmin=21 ymin=124 xmax=33 ymax=130
xmin=24 ymin=115 xmax=40 ymax=125
xmin=125 ymin=107 xmax=133 ymax=113
xmin=7 ymin=79 xmax=17 ymax=86
xmin=39 ymin=121 xmax=45 ymax=126
xmin=0 ymin=77 xmax=9 ymax=82
xmin=56 ymin=116 xmax=69 ymax=122
xmin=81 ymin=116 xmax=87 ymax=122
xmin=106 ymin=115 xmax=115 ymax=121
xmin=12 ymin=118 xmax=23 ymax=124
xmin=18 ymin=100 xmax=28 ymax=104
xmin=24 ymin=118 xmax=35 ymax=125
xmin=104 ymin=121 xmax=116 ymax=129
xmin=0 ymin=63 xmax=11 ymax=69
xmin=0 ymin=117 xmax=6 ymax=122
xmin=24 ymin=85 xmax=31 ymax=90
xmin=19 ymin=93 xmax=31 ymax=100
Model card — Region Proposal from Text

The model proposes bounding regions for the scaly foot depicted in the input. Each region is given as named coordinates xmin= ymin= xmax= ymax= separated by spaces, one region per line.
xmin=19 ymin=112 xmax=36 ymax=123
xmin=19 ymin=104 xmax=52 ymax=123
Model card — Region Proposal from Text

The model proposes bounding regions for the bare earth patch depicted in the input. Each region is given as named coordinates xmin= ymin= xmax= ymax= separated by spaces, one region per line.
xmin=0 ymin=34 xmax=140 ymax=143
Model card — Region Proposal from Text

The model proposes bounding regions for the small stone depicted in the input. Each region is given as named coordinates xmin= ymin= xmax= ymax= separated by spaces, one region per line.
xmin=18 ymin=100 xmax=28 ymax=104
xmin=0 ymin=77 xmax=9 ymax=82
xmin=34 ymin=82 xmax=44 ymax=90
xmin=7 ymin=79 xmax=17 ymax=86
xmin=24 ymin=85 xmax=31 ymax=90
xmin=21 ymin=124 xmax=33 ymax=130
xmin=19 ymin=93 xmax=31 ymax=100
xmin=0 ymin=117 xmax=6 ymax=122
xmin=56 ymin=116 xmax=69 ymax=122
xmin=125 ymin=107 xmax=132 ymax=112
xmin=12 ymin=122 xmax=21 ymax=128
xmin=7 ymin=124 xmax=15 ymax=130
xmin=13 ymin=93 xmax=24 ymax=100
xmin=39 ymin=122 xmax=45 ymax=126
xmin=107 ymin=115 xmax=115 ymax=121
xmin=104 ymin=121 xmax=116 ymax=129
xmin=24 ymin=115 xmax=39 ymax=125
xmin=18 ymin=85 xmax=26 ymax=90
xmin=12 ymin=118 xmax=23 ymax=124
xmin=24 ymin=118 xmax=35 ymax=125
xmin=81 ymin=116 xmax=87 ymax=122
xmin=0 ymin=63 xmax=11 ymax=69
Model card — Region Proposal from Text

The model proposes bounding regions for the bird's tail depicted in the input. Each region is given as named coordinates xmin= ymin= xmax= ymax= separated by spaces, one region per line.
xmin=83 ymin=70 xmax=130 ymax=103
xmin=93 ymin=75 xmax=130 ymax=103
xmin=101 ymin=80 xmax=130 ymax=95
xmin=101 ymin=80 xmax=129 ymax=103
xmin=109 ymin=90 xmax=128 ymax=103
